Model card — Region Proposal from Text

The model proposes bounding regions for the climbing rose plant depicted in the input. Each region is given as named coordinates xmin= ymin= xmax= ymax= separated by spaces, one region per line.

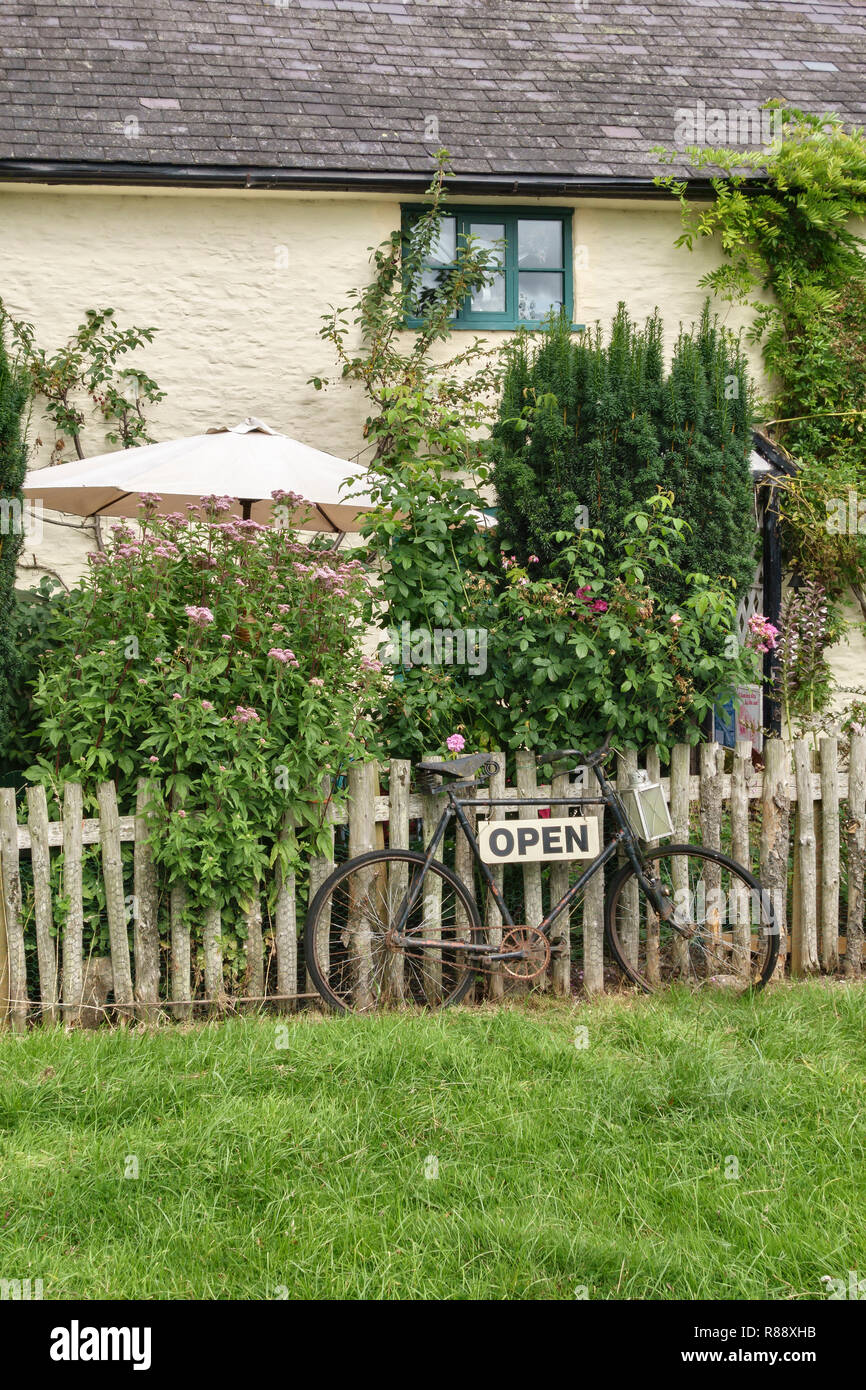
xmin=28 ymin=494 xmax=382 ymax=913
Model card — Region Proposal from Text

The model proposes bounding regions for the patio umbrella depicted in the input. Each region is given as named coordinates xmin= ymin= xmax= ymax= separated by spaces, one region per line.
xmin=22 ymin=417 xmax=374 ymax=533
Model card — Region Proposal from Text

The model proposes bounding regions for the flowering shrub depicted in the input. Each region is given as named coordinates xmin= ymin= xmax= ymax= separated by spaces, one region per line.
xmin=405 ymin=494 xmax=759 ymax=759
xmin=29 ymin=493 xmax=381 ymax=915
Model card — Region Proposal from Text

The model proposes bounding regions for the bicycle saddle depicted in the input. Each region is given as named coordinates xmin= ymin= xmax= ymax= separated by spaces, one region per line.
xmin=416 ymin=753 xmax=498 ymax=778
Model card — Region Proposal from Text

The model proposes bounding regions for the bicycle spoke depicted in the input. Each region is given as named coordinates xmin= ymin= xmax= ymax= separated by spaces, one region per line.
xmin=607 ymin=846 xmax=776 ymax=994
xmin=305 ymin=851 xmax=479 ymax=1012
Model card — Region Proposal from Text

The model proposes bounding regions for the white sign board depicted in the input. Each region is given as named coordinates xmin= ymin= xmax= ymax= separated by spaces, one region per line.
xmin=478 ymin=816 xmax=600 ymax=865
xmin=736 ymin=684 xmax=763 ymax=754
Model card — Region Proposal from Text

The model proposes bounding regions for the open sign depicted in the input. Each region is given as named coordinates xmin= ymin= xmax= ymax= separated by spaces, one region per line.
xmin=477 ymin=816 xmax=599 ymax=865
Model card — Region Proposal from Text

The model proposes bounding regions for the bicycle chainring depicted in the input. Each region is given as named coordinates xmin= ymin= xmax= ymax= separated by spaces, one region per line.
xmin=499 ymin=926 xmax=551 ymax=981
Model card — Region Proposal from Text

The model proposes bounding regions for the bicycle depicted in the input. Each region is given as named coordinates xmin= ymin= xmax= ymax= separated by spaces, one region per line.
xmin=303 ymin=737 xmax=778 ymax=1013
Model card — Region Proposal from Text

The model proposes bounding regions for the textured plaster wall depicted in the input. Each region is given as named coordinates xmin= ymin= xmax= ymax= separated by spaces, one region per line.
xmin=1 ymin=181 xmax=862 ymax=698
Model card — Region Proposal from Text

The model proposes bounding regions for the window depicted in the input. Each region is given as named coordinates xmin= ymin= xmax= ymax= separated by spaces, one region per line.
xmin=402 ymin=206 xmax=578 ymax=330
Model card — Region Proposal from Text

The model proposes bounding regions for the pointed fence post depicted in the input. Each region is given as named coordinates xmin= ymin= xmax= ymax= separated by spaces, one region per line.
xmin=347 ymin=761 xmax=379 ymax=1010
xmin=485 ymin=752 xmax=506 ymax=1001
xmin=760 ymin=739 xmax=790 ymax=976
xmin=616 ymin=749 xmax=639 ymax=967
xmin=699 ymin=744 xmax=724 ymax=960
xmin=306 ymin=776 xmax=334 ymax=1006
xmin=133 ymin=778 xmax=160 ymax=1017
xmin=274 ymin=810 xmax=298 ymax=1013
xmin=515 ymin=750 xmax=545 ymax=992
xmin=97 ymin=781 xmax=134 ymax=1021
xmin=548 ymin=762 xmax=572 ymax=996
xmin=845 ymin=731 xmax=866 ymax=978
xmin=203 ymin=904 xmax=225 ymax=1013
xmin=62 ymin=783 xmax=84 ymax=1026
xmin=26 ymin=784 xmax=58 ymax=1025
xmin=819 ymin=736 xmax=840 ymax=974
xmin=669 ymin=744 xmax=691 ymax=976
xmin=383 ymin=760 xmax=411 ymax=1003
xmin=170 ymin=882 xmax=191 ymax=1020
xmin=0 ymin=790 xmax=26 ymax=1032
xmin=791 ymin=739 xmax=819 ymax=976
xmin=730 ymin=740 xmax=753 ymax=977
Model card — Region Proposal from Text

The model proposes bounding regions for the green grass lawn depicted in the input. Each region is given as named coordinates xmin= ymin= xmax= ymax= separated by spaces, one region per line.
xmin=1 ymin=983 xmax=864 ymax=1300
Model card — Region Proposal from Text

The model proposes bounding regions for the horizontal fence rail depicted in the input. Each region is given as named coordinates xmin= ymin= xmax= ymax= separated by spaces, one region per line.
xmin=0 ymin=736 xmax=863 ymax=1029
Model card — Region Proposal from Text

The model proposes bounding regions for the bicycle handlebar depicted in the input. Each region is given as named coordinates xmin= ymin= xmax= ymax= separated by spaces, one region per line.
xmin=536 ymin=733 xmax=612 ymax=768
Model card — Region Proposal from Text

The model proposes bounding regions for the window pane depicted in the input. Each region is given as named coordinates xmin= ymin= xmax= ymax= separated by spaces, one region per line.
xmin=414 ymin=265 xmax=455 ymax=313
xmin=518 ymin=272 xmax=565 ymax=322
xmin=429 ymin=216 xmax=457 ymax=265
xmin=469 ymin=222 xmax=506 ymax=312
xmin=517 ymin=220 xmax=563 ymax=268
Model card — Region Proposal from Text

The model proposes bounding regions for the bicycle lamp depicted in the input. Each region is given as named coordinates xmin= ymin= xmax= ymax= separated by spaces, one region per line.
xmin=621 ymin=769 xmax=674 ymax=842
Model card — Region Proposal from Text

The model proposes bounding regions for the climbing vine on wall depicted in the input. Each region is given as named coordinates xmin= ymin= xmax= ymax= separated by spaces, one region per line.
xmin=655 ymin=102 xmax=866 ymax=621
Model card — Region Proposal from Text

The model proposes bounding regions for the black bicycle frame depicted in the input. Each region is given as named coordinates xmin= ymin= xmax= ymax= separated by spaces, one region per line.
xmin=394 ymin=760 xmax=669 ymax=953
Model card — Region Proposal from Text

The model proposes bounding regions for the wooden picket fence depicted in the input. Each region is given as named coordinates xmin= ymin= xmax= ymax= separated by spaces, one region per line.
xmin=0 ymin=735 xmax=864 ymax=1029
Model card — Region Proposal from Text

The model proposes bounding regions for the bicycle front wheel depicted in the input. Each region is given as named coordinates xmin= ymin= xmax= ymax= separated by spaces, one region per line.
xmin=304 ymin=849 xmax=482 ymax=1013
xmin=605 ymin=844 xmax=778 ymax=993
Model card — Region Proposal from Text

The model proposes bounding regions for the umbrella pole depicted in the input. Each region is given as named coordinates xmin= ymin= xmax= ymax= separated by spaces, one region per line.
xmin=240 ymin=499 xmax=253 ymax=521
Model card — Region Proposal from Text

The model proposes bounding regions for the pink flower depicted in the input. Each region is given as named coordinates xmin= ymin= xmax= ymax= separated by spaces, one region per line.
xmin=185 ymin=605 xmax=215 ymax=627
xmin=592 ymin=600 xmax=608 ymax=613
xmin=446 ymin=733 xmax=466 ymax=754
xmin=528 ymin=554 xmax=540 ymax=564
xmin=177 ymin=809 xmax=187 ymax=818
xmin=361 ymin=656 xmax=382 ymax=673
xmin=746 ymin=613 xmax=779 ymax=654
xmin=199 ymin=494 xmax=234 ymax=516
xmin=171 ymin=692 xmax=183 ymax=701
xmin=148 ymin=755 xmax=159 ymax=764
xmin=309 ymin=677 xmax=325 ymax=687
xmin=669 ymin=612 xmax=683 ymax=626
xmin=201 ymin=700 xmax=214 ymax=711
xmin=268 ymin=647 xmax=299 ymax=666
xmin=232 ymin=705 xmax=260 ymax=724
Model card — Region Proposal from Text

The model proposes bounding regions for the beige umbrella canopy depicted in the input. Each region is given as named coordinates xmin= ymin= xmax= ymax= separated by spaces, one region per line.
xmin=23 ymin=418 xmax=373 ymax=532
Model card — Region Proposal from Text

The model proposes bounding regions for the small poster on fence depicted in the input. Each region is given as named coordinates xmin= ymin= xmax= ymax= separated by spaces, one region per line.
xmin=736 ymin=684 xmax=763 ymax=753
xmin=714 ymin=685 xmax=763 ymax=753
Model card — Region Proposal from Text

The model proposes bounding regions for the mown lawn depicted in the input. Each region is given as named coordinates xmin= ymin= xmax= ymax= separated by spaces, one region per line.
xmin=0 ymin=982 xmax=864 ymax=1299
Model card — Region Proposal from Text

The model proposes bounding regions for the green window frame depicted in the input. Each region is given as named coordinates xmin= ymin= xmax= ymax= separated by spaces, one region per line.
xmin=401 ymin=205 xmax=580 ymax=331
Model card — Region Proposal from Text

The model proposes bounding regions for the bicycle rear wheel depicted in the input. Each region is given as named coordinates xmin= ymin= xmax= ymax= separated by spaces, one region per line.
xmin=304 ymin=849 xmax=482 ymax=1013
xmin=605 ymin=844 xmax=778 ymax=993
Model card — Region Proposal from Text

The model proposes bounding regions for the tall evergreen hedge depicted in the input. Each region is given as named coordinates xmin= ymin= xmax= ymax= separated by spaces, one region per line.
xmin=0 ymin=317 xmax=29 ymax=747
xmin=491 ymin=302 xmax=757 ymax=600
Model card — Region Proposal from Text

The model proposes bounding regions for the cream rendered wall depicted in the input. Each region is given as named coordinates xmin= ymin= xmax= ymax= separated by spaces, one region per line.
xmin=0 ymin=183 xmax=764 ymax=586
xmin=1 ymin=181 xmax=862 ymax=705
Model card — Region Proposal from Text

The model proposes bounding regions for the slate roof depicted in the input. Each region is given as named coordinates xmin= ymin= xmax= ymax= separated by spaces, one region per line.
xmin=1 ymin=1 xmax=865 ymax=187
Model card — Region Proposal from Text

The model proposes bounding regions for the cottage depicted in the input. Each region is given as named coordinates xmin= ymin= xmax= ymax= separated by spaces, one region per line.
xmin=1 ymin=0 xmax=865 ymax=694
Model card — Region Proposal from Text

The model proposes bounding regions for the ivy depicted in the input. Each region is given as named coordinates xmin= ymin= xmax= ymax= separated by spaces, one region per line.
xmin=655 ymin=102 xmax=866 ymax=622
